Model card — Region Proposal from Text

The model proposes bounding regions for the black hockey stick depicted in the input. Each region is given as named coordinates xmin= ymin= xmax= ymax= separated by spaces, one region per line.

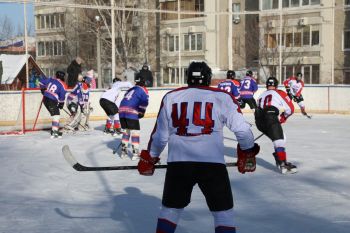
xmin=229 ymin=133 xmax=264 ymax=142
xmin=62 ymin=145 xmax=237 ymax=172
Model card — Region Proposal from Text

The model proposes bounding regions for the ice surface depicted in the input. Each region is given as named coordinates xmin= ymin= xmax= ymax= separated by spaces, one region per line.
xmin=0 ymin=113 xmax=349 ymax=233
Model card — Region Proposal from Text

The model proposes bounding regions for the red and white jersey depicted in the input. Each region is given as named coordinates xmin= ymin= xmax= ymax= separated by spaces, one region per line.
xmin=286 ymin=78 xmax=304 ymax=97
xmin=257 ymin=89 xmax=294 ymax=117
xmin=147 ymin=86 xmax=255 ymax=164
xmin=100 ymin=81 xmax=133 ymax=105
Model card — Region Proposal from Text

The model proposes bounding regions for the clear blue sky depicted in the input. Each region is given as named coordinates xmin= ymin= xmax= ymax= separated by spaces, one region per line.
xmin=0 ymin=2 xmax=34 ymax=35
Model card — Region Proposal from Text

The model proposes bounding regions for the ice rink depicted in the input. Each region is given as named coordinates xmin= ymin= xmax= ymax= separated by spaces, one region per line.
xmin=0 ymin=113 xmax=349 ymax=233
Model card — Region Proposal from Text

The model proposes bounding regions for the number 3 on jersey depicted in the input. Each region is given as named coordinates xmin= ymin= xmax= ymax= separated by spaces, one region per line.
xmin=171 ymin=102 xmax=215 ymax=136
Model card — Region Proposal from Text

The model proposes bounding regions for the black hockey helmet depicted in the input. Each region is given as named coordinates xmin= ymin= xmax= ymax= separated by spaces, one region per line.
xmin=296 ymin=72 xmax=303 ymax=80
xmin=113 ymin=77 xmax=121 ymax=83
xmin=227 ymin=70 xmax=236 ymax=79
xmin=56 ymin=70 xmax=65 ymax=81
xmin=246 ymin=70 xmax=253 ymax=77
xmin=266 ymin=76 xmax=279 ymax=88
xmin=186 ymin=61 xmax=212 ymax=86
xmin=135 ymin=74 xmax=145 ymax=86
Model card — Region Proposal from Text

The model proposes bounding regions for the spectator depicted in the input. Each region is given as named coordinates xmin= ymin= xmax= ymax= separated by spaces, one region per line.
xmin=136 ymin=64 xmax=153 ymax=87
xmin=67 ymin=57 xmax=83 ymax=88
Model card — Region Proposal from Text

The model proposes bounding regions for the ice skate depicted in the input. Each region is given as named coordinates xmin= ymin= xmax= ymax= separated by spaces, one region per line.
xmin=131 ymin=148 xmax=140 ymax=161
xmin=273 ymin=153 xmax=297 ymax=174
xmin=103 ymin=126 xmax=113 ymax=135
xmin=50 ymin=130 xmax=63 ymax=139
xmin=120 ymin=145 xmax=128 ymax=159
xmin=278 ymin=161 xmax=298 ymax=174
xmin=112 ymin=128 xmax=122 ymax=136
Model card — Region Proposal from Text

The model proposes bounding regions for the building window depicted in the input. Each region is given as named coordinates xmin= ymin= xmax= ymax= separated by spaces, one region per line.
xmin=36 ymin=13 xmax=64 ymax=30
xmin=344 ymin=71 xmax=350 ymax=84
xmin=169 ymin=36 xmax=175 ymax=52
xmin=345 ymin=0 xmax=350 ymax=6
xmin=311 ymin=30 xmax=319 ymax=46
xmin=36 ymin=41 xmax=65 ymax=57
xmin=344 ymin=30 xmax=350 ymax=50
xmin=232 ymin=3 xmax=241 ymax=22
xmin=183 ymin=33 xmax=203 ymax=51
xmin=262 ymin=0 xmax=279 ymax=10
xmin=195 ymin=0 xmax=204 ymax=12
xmin=291 ymin=0 xmax=300 ymax=7
xmin=302 ymin=26 xmax=310 ymax=46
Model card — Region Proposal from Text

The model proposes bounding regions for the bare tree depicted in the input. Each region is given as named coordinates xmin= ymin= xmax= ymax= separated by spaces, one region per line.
xmin=0 ymin=15 xmax=15 ymax=40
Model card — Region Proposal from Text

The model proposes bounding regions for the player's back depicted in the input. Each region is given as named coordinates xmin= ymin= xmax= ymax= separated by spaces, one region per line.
xmin=160 ymin=86 xmax=247 ymax=163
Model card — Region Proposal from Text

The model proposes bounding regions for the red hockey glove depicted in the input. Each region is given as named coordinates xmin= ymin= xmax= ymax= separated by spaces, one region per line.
xmin=237 ymin=143 xmax=260 ymax=174
xmin=138 ymin=150 xmax=160 ymax=176
xmin=279 ymin=114 xmax=287 ymax=124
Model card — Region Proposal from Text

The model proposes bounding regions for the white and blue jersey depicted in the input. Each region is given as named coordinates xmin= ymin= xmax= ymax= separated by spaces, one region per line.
xmin=119 ymin=85 xmax=149 ymax=120
xmin=239 ymin=76 xmax=258 ymax=99
xmin=39 ymin=77 xmax=67 ymax=104
xmin=67 ymin=82 xmax=89 ymax=107
xmin=217 ymin=80 xmax=240 ymax=99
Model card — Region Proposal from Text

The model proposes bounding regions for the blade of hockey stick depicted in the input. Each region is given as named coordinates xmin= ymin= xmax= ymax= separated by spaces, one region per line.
xmin=62 ymin=145 xmax=237 ymax=172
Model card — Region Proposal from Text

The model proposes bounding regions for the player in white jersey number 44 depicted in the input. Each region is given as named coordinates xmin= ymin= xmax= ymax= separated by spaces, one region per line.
xmin=137 ymin=61 xmax=260 ymax=233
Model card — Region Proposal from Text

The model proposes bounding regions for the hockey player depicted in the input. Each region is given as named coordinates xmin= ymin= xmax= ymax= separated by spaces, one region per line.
xmin=118 ymin=75 xmax=149 ymax=160
xmin=239 ymin=70 xmax=258 ymax=110
xmin=99 ymin=77 xmax=133 ymax=136
xmin=64 ymin=74 xmax=92 ymax=132
xmin=284 ymin=72 xmax=310 ymax=117
xmin=137 ymin=61 xmax=260 ymax=233
xmin=39 ymin=71 xmax=67 ymax=138
xmin=217 ymin=70 xmax=241 ymax=101
xmin=255 ymin=77 xmax=297 ymax=174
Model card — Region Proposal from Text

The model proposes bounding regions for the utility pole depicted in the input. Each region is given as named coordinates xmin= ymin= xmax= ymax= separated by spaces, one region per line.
xmin=111 ymin=0 xmax=116 ymax=83
xmin=24 ymin=0 xmax=29 ymax=88
xmin=95 ymin=15 xmax=102 ymax=88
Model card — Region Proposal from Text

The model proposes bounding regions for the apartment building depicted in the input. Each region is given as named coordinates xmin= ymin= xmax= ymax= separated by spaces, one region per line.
xmin=34 ymin=0 xmax=157 ymax=87
xmin=259 ymin=0 xmax=350 ymax=84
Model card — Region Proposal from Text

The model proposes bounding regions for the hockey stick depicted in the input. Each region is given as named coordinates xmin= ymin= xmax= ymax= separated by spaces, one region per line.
xmin=229 ymin=133 xmax=264 ymax=142
xmin=62 ymin=145 xmax=237 ymax=172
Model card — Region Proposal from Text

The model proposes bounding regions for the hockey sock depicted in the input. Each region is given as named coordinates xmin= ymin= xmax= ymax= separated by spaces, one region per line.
xmin=274 ymin=147 xmax=286 ymax=161
xmin=156 ymin=218 xmax=177 ymax=233
xmin=106 ymin=119 xmax=112 ymax=129
xmin=113 ymin=120 xmax=121 ymax=129
xmin=212 ymin=209 xmax=236 ymax=233
xmin=131 ymin=131 xmax=140 ymax=151
xmin=122 ymin=130 xmax=130 ymax=144
xmin=52 ymin=115 xmax=60 ymax=131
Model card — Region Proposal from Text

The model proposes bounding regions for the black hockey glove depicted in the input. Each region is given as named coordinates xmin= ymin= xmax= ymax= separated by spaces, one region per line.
xmin=58 ymin=102 xmax=64 ymax=109
xmin=138 ymin=112 xmax=145 ymax=119
xmin=40 ymin=88 xmax=46 ymax=95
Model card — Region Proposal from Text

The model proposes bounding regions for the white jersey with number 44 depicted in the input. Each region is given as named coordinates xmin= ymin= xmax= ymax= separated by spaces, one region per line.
xmin=147 ymin=86 xmax=255 ymax=164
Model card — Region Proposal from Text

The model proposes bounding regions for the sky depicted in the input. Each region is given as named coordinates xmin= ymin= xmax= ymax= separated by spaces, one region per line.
xmin=0 ymin=2 xmax=34 ymax=37
xmin=0 ymin=114 xmax=350 ymax=233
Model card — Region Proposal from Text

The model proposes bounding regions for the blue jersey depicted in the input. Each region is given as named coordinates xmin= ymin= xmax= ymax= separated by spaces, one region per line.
xmin=67 ymin=82 xmax=90 ymax=106
xmin=239 ymin=76 xmax=258 ymax=99
xmin=39 ymin=77 xmax=67 ymax=103
xmin=217 ymin=80 xmax=240 ymax=98
xmin=119 ymin=85 xmax=149 ymax=120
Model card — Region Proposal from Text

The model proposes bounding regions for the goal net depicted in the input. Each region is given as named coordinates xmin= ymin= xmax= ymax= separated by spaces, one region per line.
xmin=0 ymin=88 xmax=53 ymax=135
